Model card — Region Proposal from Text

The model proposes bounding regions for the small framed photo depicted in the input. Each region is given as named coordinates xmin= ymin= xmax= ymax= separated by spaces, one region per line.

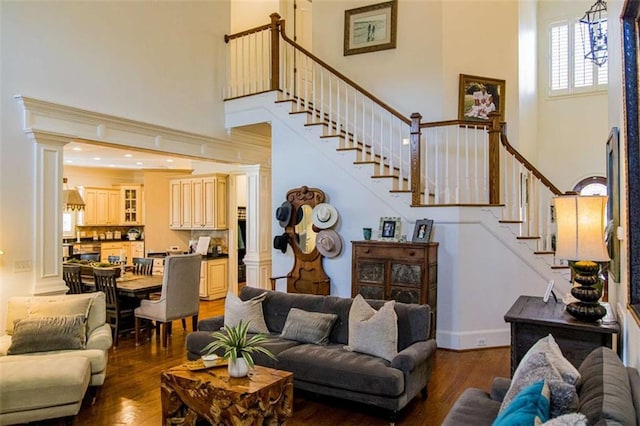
xmin=344 ymin=1 xmax=397 ymax=56
xmin=378 ymin=217 xmax=401 ymax=241
xmin=458 ymin=74 xmax=506 ymax=122
xmin=412 ymin=219 xmax=434 ymax=243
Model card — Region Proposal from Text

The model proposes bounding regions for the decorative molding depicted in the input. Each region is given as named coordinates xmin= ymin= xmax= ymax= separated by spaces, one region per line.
xmin=14 ymin=95 xmax=270 ymax=165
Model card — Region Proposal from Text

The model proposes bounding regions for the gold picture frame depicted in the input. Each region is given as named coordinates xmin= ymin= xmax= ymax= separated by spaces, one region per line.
xmin=458 ymin=74 xmax=506 ymax=122
xmin=344 ymin=1 xmax=397 ymax=56
xmin=378 ymin=216 xmax=401 ymax=241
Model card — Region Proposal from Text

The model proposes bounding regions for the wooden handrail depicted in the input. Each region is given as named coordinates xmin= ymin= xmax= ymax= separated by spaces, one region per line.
xmin=224 ymin=23 xmax=271 ymax=43
xmin=419 ymin=119 xmax=490 ymax=129
xmin=276 ymin=18 xmax=412 ymax=126
xmin=500 ymin=133 xmax=563 ymax=195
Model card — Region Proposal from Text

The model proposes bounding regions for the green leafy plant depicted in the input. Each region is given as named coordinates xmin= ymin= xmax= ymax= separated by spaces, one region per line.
xmin=201 ymin=320 xmax=276 ymax=368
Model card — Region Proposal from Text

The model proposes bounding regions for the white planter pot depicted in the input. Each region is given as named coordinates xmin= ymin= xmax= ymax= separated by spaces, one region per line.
xmin=228 ymin=356 xmax=249 ymax=378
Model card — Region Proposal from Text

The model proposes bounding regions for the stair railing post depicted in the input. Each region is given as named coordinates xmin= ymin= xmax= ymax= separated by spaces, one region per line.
xmin=269 ymin=13 xmax=281 ymax=91
xmin=488 ymin=112 xmax=501 ymax=204
xmin=410 ymin=113 xmax=422 ymax=206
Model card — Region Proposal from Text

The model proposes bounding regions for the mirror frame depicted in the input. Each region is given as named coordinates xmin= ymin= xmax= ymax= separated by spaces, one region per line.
xmin=284 ymin=185 xmax=326 ymax=261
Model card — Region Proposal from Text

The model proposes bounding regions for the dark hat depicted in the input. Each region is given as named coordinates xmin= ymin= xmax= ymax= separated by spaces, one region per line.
xmin=276 ymin=201 xmax=292 ymax=228
xmin=273 ymin=233 xmax=289 ymax=253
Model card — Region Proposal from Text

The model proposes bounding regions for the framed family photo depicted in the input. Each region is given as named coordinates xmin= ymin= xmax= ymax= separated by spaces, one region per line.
xmin=378 ymin=217 xmax=401 ymax=241
xmin=458 ymin=74 xmax=506 ymax=122
xmin=344 ymin=1 xmax=397 ymax=56
xmin=412 ymin=219 xmax=433 ymax=243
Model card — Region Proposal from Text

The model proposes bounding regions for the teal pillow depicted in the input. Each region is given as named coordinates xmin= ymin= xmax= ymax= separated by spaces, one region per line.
xmin=493 ymin=381 xmax=551 ymax=426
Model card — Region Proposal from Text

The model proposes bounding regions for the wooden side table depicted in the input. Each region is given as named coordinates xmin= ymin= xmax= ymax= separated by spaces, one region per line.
xmin=161 ymin=364 xmax=293 ymax=425
xmin=504 ymin=295 xmax=619 ymax=376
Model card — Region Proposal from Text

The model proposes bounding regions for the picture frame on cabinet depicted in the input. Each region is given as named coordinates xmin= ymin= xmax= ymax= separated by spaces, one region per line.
xmin=343 ymin=1 xmax=397 ymax=56
xmin=412 ymin=219 xmax=434 ymax=243
xmin=378 ymin=217 xmax=401 ymax=241
xmin=458 ymin=74 xmax=505 ymax=122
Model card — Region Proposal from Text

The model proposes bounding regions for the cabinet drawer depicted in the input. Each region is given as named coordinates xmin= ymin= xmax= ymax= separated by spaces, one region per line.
xmin=354 ymin=244 xmax=425 ymax=262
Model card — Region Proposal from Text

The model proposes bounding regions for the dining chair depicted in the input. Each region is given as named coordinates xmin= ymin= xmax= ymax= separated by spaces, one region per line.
xmin=108 ymin=255 xmax=122 ymax=264
xmin=93 ymin=268 xmax=136 ymax=347
xmin=63 ymin=264 xmax=85 ymax=294
xmin=134 ymin=253 xmax=202 ymax=348
xmin=132 ymin=257 xmax=154 ymax=275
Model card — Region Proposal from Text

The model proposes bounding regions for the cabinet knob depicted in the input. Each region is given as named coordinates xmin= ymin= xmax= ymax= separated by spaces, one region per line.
xmin=409 ymin=251 xmax=415 ymax=256
xmin=364 ymin=249 xmax=370 ymax=253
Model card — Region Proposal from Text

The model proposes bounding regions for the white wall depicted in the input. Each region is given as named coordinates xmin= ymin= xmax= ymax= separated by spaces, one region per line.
xmin=0 ymin=1 xmax=231 ymax=322
xmin=606 ymin=0 xmax=640 ymax=370
xmin=536 ymin=0 xmax=608 ymax=192
xmin=230 ymin=0 xmax=279 ymax=32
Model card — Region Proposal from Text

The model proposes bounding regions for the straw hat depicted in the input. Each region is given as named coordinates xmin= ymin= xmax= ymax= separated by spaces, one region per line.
xmin=315 ymin=230 xmax=342 ymax=258
xmin=311 ymin=203 xmax=338 ymax=229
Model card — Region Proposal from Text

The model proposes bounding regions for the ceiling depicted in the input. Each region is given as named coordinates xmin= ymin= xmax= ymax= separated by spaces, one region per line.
xmin=63 ymin=141 xmax=195 ymax=170
xmin=63 ymin=124 xmax=271 ymax=170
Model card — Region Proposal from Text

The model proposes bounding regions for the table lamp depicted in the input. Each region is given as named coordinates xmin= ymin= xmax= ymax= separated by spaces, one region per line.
xmin=554 ymin=194 xmax=610 ymax=321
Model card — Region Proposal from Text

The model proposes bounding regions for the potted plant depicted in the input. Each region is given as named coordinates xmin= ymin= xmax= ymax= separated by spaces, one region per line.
xmin=201 ymin=320 xmax=276 ymax=378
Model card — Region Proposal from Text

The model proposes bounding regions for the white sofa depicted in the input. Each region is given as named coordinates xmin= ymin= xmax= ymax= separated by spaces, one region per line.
xmin=0 ymin=292 xmax=113 ymax=425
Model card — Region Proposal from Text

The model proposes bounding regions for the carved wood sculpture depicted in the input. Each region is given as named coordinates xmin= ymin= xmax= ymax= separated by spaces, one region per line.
xmin=270 ymin=185 xmax=331 ymax=295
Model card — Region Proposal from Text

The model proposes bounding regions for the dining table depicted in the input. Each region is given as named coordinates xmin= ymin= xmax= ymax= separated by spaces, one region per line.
xmin=83 ymin=273 xmax=163 ymax=299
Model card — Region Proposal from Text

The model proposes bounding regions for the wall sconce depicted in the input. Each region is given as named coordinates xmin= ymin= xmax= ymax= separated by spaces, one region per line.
xmin=554 ymin=195 xmax=610 ymax=321
xmin=580 ymin=0 xmax=608 ymax=66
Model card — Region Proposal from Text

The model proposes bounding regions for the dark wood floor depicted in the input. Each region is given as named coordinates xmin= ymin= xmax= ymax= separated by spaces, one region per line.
xmin=38 ymin=299 xmax=510 ymax=426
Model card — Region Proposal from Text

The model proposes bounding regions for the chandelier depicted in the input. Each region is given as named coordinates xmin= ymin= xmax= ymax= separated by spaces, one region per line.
xmin=580 ymin=0 xmax=608 ymax=66
xmin=63 ymin=178 xmax=85 ymax=211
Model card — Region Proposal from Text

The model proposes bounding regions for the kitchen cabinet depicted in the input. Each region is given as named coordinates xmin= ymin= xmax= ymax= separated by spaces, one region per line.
xmin=199 ymin=258 xmax=228 ymax=300
xmin=169 ymin=174 xmax=228 ymax=230
xmin=82 ymin=187 xmax=120 ymax=226
xmin=351 ymin=241 xmax=438 ymax=338
xmin=100 ymin=241 xmax=144 ymax=266
xmin=121 ymin=185 xmax=143 ymax=225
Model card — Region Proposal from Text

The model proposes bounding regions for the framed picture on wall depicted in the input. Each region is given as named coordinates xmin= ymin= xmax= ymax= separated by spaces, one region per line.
xmin=606 ymin=127 xmax=620 ymax=282
xmin=344 ymin=1 xmax=397 ymax=56
xmin=412 ymin=219 xmax=434 ymax=243
xmin=458 ymin=74 xmax=506 ymax=122
xmin=378 ymin=217 xmax=401 ymax=241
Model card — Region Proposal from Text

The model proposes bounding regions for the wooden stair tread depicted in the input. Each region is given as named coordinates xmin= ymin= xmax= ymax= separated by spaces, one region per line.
xmin=534 ymin=251 xmax=555 ymax=255
xmin=499 ymin=220 xmax=523 ymax=224
xmin=551 ymin=265 xmax=570 ymax=270
xmin=517 ymin=236 xmax=540 ymax=240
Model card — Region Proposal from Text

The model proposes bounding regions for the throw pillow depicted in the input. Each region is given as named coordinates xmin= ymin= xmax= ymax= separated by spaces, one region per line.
xmin=27 ymin=296 xmax=92 ymax=323
xmin=493 ymin=380 xmax=551 ymax=426
xmin=345 ymin=294 xmax=398 ymax=362
xmin=7 ymin=314 xmax=87 ymax=354
xmin=224 ymin=291 xmax=270 ymax=334
xmin=521 ymin=334 xmax=581 ymax=386
xmin=500 ymin=351 xmax=579 ymax=418
xmin=541 ymin=413 xmax=587 ymax=426
xmin=280 ymin=308 xmax=338 ymax=345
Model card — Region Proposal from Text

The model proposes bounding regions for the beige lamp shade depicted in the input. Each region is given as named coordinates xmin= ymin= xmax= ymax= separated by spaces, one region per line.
xmin=554 ymin=195 xmax=609 ymax=261
xmin=63 ymin=189 xmax=85 ymax=211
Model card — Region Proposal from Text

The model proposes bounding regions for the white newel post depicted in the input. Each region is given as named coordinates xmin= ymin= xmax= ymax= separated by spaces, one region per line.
xmin=25 ymin=130 xmax=70 ymax=295
xmin=241 ymin=165 xmax=272 ymax=289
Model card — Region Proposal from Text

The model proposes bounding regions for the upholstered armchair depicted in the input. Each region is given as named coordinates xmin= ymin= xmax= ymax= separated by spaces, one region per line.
xmin=134 ymin=253 xmax=202 ymax=348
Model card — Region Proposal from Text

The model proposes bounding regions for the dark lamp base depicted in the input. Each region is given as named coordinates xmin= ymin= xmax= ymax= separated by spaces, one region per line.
xmin=566 ymin=301 xmax=607 ymax=322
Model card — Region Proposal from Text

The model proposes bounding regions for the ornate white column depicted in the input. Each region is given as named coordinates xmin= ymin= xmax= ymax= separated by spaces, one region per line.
xmin=240 ymin=165 xmax=272 ymax=289
xmin=25 ymin=130 xmax=70 ymax=295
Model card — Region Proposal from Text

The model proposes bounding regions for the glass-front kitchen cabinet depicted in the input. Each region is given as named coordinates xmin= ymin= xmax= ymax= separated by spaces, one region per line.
xmin=121 ymin=185 xmax=143 ymax=225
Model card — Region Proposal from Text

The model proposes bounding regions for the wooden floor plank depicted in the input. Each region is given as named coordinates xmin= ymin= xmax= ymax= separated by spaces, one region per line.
xmin=29 ymin=299 xmax=509 ymax=425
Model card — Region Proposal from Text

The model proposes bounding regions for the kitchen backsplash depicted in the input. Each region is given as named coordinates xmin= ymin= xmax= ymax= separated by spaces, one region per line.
xmin=73 ymin=226 xmax=145 ymax=241
xmin=189 ymin=229 xmax=228 ymax=254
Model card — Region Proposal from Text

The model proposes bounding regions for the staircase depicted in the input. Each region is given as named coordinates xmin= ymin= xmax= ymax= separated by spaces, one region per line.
xmin=223 ymin=14 xmax=573 ymax=349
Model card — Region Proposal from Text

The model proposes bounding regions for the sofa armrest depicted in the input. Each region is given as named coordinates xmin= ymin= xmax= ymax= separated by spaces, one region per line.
xmin=490 ymin=377 xmax=512 ymax=402
xmin=197 ymin=316 xmax=224 ymax=332
xmin=86 ymin=323 xmax=113 ymax=351
xmin=390 ymin=339 xmax=437 ymax=373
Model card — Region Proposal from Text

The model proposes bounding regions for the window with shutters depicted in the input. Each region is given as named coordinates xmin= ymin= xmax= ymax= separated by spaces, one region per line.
xmin=549 ymin=19 xmax=607 ymax=96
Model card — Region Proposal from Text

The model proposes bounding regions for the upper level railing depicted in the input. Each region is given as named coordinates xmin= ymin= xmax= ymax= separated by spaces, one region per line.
xmin=223 ymin=14 xmax=565 ymax=252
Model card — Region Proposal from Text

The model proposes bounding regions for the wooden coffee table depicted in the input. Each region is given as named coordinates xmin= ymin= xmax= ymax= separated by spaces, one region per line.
xmin=161 ymin=362 xmax=293 ymax=425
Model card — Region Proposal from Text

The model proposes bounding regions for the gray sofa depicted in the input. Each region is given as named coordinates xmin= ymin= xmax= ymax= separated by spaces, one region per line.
xmin=186 ymin=287 xmax=437 ymax=417
xmin=442 ymin=346 xmax=640 ymax=425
